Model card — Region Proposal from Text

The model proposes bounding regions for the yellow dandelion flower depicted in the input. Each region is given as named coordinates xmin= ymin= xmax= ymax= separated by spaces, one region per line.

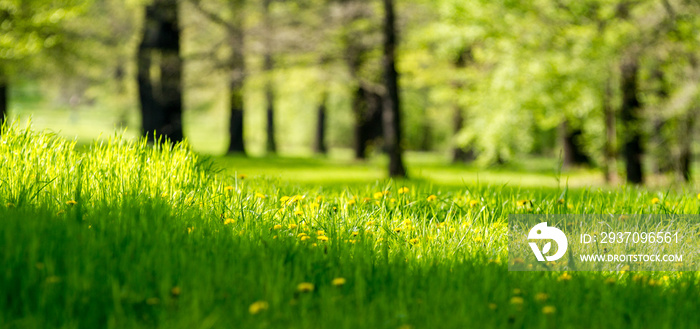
xmin=398 ymin=187 xmax=410 ymax=194
xmin=347 ymin=199 xmax=356 ymax=206
xmin=566 ymin=203 xmax=574 ymax=210
xmin=516 ymin=200 xmax=531 ymax=207
xmin=317 ymin=236 xmax=329 ymax=242
xmin=542 ymin=305 xmax=556 ymax=314
xmin=249 ymin=301 xmax=269 ymax=314
xmin=297 ymin=232 xmax=307 ymax=237
xmin=362 ymin=197 xmax=371 ymax=203
xmin=297 ymin=282 xmax=314 ymax=292
xmin=474 ymin=236 xmax=483 ymax=242
xmin=280 ymin=196 xmax=290 ymax=203
xmin=224 ymin=186 xmax=234 ymax=191
xmin=332 ymin=277 xmax=346 ymax=286
xmin=301 ymin=236 xmax=310 ymax=241
xmin=66 ymin=200 xmax=78 ymax=206
xmin=469 ymin=200 xmax=480 ymax=207
xmin=510 ymin=296 xmax=524 ymax=305
xmin=697 ymin=193 xmax=700 ymax=200
xmin=394 ymin=227 xmax=402 ymax=232
xmin=558 ymin=273 xmax=572 ymax=281
xmin=224 ymin=218 xmax=235 ymax=225
xmin=317 ymin=230 xmax=325 ymax=236
xmin=273 ymin=224 xmax=283 ymax=230
xmin=255 ymin=192 xmax=266 ymax=199
xmin=294 ymin=210 xmax=304 ymax=216
xmin=651 ymin=197 xmax=660 ymax=205
xmin=352 ymin=231 xmax=359 ymax=236
xmin=534 ymin=293 xmax=548 ymax=302
xmin=449 ymin=228 xmax=456 ymax=233
xmin=289 ymin=224 xmax=298 ymax=229
xmin=427 ymin=195 xmax=437 ymax=202
xmin=409 ymin=238 xmax=420 ymax=245
xmin=390 ymin=198 xmax=396 ymax=203
xmin=373 ymin=192 xmax=384 ymax=199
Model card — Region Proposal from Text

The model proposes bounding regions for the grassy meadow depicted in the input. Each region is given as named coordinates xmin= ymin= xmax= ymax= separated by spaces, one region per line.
xmin=2 ymin=124 xmax=700 ymax=329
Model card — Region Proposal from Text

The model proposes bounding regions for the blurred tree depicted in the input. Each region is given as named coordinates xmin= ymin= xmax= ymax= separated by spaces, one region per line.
xmin=314 ymin=90 xmax=328 ymax=153
xmin=381 ymin=0 xmax=406 ymax=177
xmin=191 ymin=0 xmax=248 ymax=154
xmin=262 ymin=0 xmax=277 ymax=154
xmin=0 ymin=0 xmax=87 ymax=127
xmin=137 ymin=0 xmax=183 ymax=142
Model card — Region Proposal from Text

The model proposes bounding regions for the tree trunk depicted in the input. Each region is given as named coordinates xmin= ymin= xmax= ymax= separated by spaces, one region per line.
xmin=263 ymin=0 xmax=276 ymax=154
xmin=620 ymin=56 xmax=644 ymax=184
xmin=352 ymin=86 xmax=383 ymax=159
xmin=560 ymin=120 xmax=590 ymax=168
xmin=452 ymin=105 xmax=474 ymax=163
xmin=381 ymin=0 xmax=407 ymax=178
xmin=137 ymin=0 xmax=183 ymax=143
xmin=603 ymin=75 xmax=617 ymax=182
xmin=227 ymin=2 xmax=246 ymax=154
xmin=314 ymin=92 xmax=327 ymax=154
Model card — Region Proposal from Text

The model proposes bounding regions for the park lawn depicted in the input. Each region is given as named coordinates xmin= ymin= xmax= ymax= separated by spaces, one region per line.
xmin=1 ymin=124 xmax=699 ymax=329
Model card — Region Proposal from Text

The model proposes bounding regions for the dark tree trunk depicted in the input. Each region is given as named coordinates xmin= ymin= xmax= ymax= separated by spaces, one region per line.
xmin=620 ymin=56 xmax=644 ymax=184
xmin=314 ymin=92 xmax=327 ymax=154
xmin=352 ymin=86 xmax=383 ymax=159
xmin=381 ymin=0 xmax=406 ymax=178
xmin=137 ymin=0 xmax=183 ymax=143
xmin=452 ymin=106 xmax=474 ymax=163
xmin=603 ymin=75 xmax=617 ymax=182
xmin=560 ymin=120 xmax=590 ymax=168
xmin=263 ymin=0 xmax=276 ymax=154
xmin=227 ymin=3 xmax=246 ymax=154
xmin=650 ymin=67 xmax=672 ymax=174
xmin=451 ymin=46 xmax=474 ymax=163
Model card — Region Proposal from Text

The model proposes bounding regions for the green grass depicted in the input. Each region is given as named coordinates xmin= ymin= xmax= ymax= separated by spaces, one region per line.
xmin=2 ymin=124 xmax=700 ymax=329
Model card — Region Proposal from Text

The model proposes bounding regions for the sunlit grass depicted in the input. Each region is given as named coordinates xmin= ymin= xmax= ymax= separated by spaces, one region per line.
xmin=2 ymin=123 xmax=700 ymax=329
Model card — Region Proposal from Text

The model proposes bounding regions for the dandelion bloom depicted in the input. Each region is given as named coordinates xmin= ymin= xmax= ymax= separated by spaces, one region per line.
xmin=66 ymin=200 xmax=78 ymax=206
xmin=249 ymin=301 xmax=269 ymax=314
xmin=273 ymin=224 xmax=282 ymax=230
xmin=255 ymin=192 xmax=266 ymax=199
xmin=238 ymin=174 xmax=246 ymax=179
xmin=427 ymin=195 xmax=437 ymax=201
xmin=352 ymin=231 xmax=359 ymax=236
xmin=651 ymin=197 xmax=660 ymax=205
xmin=289 ymin=224 xmax=298 ymax=229
xmin=332 ymin=277 xmax=346 ymax=286
xmin=294 ymin=210 xmax=304 ymax=216
xmin=409 ymin=238 xmax=420 ymax=245
xmin=558 ymin=273 xmax=572 ymax=281
xmin=317 ymin=236 xmax=329 ymax=242
xmin=297 ymin=282 xmax=314 ymax=292
xmin=542 ymin=305 xmax=556 ymax=314
xmin=317 ymin=230 xmax=326 ymax=236
xmin=510 ymin=296 xmax=524 ymax=305
xmin=398 ymin=187 xmax=409 ymax=194
xmin=469 ymin=200 xmax=479 ymax=207
xmin=516 ymin=200 xmax=531 ymax=207
xmin=224 ymin=218 xmax=235 ymax=225
xmin=301 ymin=236 xmax=310 ymax=241
xmin=347 ymin=199 xmax=356 ymax=206
xmin=224 ymin=186 xmax=234 ymax=191
xmin=280 ymin=196 xmax=290 ymax=203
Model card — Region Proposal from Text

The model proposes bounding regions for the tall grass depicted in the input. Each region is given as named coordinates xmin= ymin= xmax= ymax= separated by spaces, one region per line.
xmin=1 ymin=123 xmax=699 ymax=329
